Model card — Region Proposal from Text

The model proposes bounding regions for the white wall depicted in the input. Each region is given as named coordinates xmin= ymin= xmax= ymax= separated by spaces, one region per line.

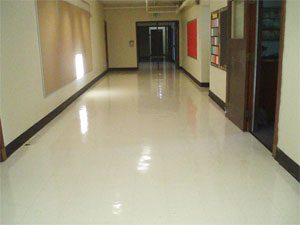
xmin=180 ymin=4 xmax=210 ymax=83
xmin=104 ymin=8 xmax=179 ymax=68
xmin=277 ymin=0 xmax=300 ymax=165
xmin=209 ymin=0 xmax=227 ymax=102
xmin=0 ymin=0 xmax=107 ymax=144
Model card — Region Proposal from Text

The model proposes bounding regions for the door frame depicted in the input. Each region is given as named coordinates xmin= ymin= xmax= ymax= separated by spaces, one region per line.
xmin=0 ymin=119 xmax=7 ymax=162
xmin=135 ymin=20 xmax=180 ymax=68
xmin=272 ymin=0 xmax=286 ymax=156
xmin=104 ymin=21 xmax=109 ymax=69
xmin=167 ymin=25 xmax=174 ymax=62
xmin=245 ymin=0 xmax=257 ymax=131
xmin=245 ymin=0 xmax=286 ymax=156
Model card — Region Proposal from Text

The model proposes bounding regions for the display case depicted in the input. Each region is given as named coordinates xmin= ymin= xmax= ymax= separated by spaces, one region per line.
xmin=210 ymin=12 xmax=220 ymax=66
xmin=211 ymin=8 xmax=228 ymax=70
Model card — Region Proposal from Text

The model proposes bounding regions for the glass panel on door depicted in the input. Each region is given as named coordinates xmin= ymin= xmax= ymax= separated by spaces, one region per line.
xmin=231 ymin=0 xmax=245 ymax=39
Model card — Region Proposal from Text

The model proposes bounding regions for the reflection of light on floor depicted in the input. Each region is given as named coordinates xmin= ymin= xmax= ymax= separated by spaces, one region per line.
xmin=158 ymin=85 xmax=163 ymax=99
xmin=75 ymin=53 xmax=84 ymax=80
xmin=157 ymin=78 xmax=164 ymax=99
xmin=79 ymin=105 xmax=88 ymax=135
xmin=137 ymin=146 xmax=152 ymax=172
xmin=112 ymin=201 xmax=122 ymax=215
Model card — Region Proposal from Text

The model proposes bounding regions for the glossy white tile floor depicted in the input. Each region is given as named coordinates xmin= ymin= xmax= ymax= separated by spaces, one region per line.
xmin=1 ymin=62 xmax=299 ymax=224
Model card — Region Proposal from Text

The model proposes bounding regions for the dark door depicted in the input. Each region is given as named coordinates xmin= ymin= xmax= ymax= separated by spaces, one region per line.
xmin=226 ymin=0 xmax=253 ymax=130
xmin=151 ymin=29 xmax=163 ymax=57
xmin=252 ymin=0 xmax=281 ymax=150
xmin=168 ymin=26 xmax=173 ymax=61
xmin=137 ymin=26 xmax=150 ymax=62
xmin=175 ymin=22 xmax=180 ymax=67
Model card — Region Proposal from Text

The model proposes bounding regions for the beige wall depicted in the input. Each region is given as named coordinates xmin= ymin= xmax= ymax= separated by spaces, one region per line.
xmin=104 ymin=8 xmax=179 ymax=68
xmin=277 ymin=0 xmax=300 ymax=165
xmin=209 ymin=0 xmax=227 ymax=102
xmin=0 ymin=0 xmax=107 ymax=144
xmin=180 ymin=4 xmax=210 ymax=83
xmin=210 ymin=0 xmax=227 ymax=12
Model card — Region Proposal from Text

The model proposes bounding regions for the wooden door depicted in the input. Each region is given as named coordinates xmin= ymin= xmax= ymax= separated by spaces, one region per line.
xmin=0 ymin=119 xmax=7 ymax=162
xmin=151 ymin=29 xmax=163 ymax=57
xmin=227 ymin=0 xmax=254 ymax=130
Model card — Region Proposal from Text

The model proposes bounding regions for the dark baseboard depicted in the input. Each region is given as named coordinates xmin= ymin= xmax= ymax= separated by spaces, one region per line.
xmin=180 ymin=67 xmax=209 ymax=88
xmin=108 ymin=67 xmax=138 ymax=71
xmin=275 ymin=147 xmax=300 ymax=182
xmin=5 ymin=70 xmax=108 ymax=158
xmin=208 ymin=90 xmax=225 ymax=111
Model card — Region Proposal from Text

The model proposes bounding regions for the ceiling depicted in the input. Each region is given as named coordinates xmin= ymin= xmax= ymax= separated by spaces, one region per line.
xmin=99 ymin=0 xmax=184 ymax=7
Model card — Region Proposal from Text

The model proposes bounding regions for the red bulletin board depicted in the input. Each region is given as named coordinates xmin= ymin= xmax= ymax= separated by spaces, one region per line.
xmin=187 ymin=19 xmax=197 ymax=59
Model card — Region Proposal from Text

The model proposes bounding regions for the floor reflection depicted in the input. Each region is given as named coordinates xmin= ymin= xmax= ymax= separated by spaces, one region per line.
xmin=112 ymin=200 xmax=122 ymax=215
xmin=137 ymin=62 xmax=181 ymax=114
xmin=79 ymin=105 xmax=88 ymax=135
xmin=137 ymin=145 xmax=152 ymax=173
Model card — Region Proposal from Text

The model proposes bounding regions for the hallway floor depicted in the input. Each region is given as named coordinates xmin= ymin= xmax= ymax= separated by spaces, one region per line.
xmin=1 ymin=63 xmax=299 ymax=224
